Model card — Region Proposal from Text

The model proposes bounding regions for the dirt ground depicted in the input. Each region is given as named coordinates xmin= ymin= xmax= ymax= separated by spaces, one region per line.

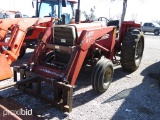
xmin=0 ymin=33 xmax=160 ymax=120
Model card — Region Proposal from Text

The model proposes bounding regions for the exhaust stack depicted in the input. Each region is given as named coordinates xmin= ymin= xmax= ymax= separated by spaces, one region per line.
xmin=75 ymin=0 xmax=81 ymax=24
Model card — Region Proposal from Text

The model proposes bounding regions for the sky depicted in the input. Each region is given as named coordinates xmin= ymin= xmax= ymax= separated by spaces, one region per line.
xmin=80 ymin=0 xmax=160 ymax=22
xmin=0 ymin=0 xmax=34 ymax=16
xmin=125 ymin=0 xmax=160 ymax=22
xmin=0 ymin=0 xmax=160 ymax=22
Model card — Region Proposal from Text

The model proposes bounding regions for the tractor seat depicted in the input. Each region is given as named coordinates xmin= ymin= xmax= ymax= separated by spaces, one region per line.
xmin=107 ymin=20 xmax=119 ymax=29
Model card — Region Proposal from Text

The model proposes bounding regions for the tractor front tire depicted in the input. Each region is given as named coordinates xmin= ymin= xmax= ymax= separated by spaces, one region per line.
xmin=121 ymin=29 xmax=144 ymax=72
xmin=91 ymin=58 xmax=113 ymax=93
xmin=154 ymin=29 xmax=159 ymax=35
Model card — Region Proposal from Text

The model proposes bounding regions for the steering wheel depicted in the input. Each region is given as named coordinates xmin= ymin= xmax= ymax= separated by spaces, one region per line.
xmin=98 ymin=17 xmax=110 ymax=25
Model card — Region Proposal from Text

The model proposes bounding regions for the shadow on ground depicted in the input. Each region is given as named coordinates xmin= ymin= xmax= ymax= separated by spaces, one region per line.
xmin=102 ymin=61 xmax=160 ymax=119
xmin=11 ymin=50 xmax=33 ymax=67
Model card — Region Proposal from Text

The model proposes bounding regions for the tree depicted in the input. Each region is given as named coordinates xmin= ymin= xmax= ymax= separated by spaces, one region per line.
xmin=121 ymin=0 xmax=127 ymax=23
xmin=82 ymin=6 xmax=96 ymax=22
xmin=111 ymin=0 xmax=127 ymax=24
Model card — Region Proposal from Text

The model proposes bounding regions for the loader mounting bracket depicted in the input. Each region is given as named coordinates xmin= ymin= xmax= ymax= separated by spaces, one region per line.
xmin=0 ymin=66 xmax=73 ymax=112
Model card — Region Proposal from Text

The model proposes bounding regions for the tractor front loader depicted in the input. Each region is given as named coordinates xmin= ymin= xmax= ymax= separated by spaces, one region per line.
xmin=0 ymin=1 xmax=144 ymax=112
xmin=0 ymin=17 xmax=54 ymax=80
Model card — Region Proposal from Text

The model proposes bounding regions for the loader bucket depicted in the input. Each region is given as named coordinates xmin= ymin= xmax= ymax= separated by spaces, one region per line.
xmin=0 ymin=54 xmax=13 ymax=80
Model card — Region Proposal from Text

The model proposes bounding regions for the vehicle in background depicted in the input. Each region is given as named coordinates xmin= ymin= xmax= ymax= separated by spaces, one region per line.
xmin=0 ymin=10 xmax=29 ymax=19
xmin=141 ymin=22 xmax=160 ymax=35
xmin=33 ymin=0 xmax=77 ymax=24
xmin=0 ymin=13 xmax=6 ymax=19
xmin=0 ymin=10 xmax=5 ymax=19
xmin=15 ymin=12 xmax=29 ymax=18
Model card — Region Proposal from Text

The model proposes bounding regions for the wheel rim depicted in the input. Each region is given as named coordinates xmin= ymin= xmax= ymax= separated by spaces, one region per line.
xmin=103 ymin=67 xmax=112 ymax=86
xmin=135 ymin=39 xmax=143 ymax=64
xmin=155 ymin=31 xmax=159 ymax=35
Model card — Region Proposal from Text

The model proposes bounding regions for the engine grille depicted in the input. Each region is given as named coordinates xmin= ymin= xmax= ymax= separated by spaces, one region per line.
xmin=54 ymin=25 xmax=77 ymax=46
xmin=54 ymin=25 xmax=77 ymax=65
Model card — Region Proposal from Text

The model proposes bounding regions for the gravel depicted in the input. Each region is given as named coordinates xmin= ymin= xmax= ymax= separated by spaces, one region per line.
xmin=1 ymin=33 xmax=160 ymax=120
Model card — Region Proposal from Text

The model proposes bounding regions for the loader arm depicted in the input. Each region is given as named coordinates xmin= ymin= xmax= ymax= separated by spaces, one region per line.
xmin=24 ymin=18 xmax=54 ymax=48
xmin=27 ymin=23 xmax=116 ymax=86
xmin=0 ymin=17 xmax=54 ymax=80
xmin=66 ymin=26 xmax=116 ymax=85
xmin=0 ymin=18 xmax=22 ymax=41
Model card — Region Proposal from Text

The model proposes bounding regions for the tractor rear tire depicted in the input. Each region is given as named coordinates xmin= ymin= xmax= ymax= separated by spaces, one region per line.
xmin=91 ymin=58 xmax=113 ymax=93
xmin=121 ymin=29 xmax=144 ymax=71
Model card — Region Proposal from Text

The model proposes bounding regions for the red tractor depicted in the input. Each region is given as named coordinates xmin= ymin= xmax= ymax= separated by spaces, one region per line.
xmin=0 ymin=0 xmax=144 ymax=112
